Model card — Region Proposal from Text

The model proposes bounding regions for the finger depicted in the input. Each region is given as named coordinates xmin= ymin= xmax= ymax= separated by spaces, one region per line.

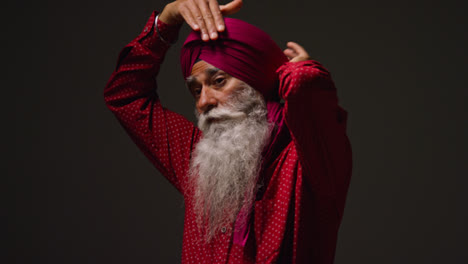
xmin=195 ymin=0 xmax=218 ymax=40
xmin=284 ymin=48 xmax=298 ymax=56
xmin=283 ymin=49 xmax=297 ymax=60
xmin=287 ymin=41 xmax=308 ymax=56
xmin=208 ymin=0 xmax=225 ymax=32
xmin=187 ymin=1 xmax=210 ymax=41
xmin=220 ymin=0 xmax=243 ymax=16
xmin=180 ymin=6 xmax=199 ymax=31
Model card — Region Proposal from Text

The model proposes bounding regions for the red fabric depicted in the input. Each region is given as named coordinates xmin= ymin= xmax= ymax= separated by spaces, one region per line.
xmin=180 ymin=17 xmax=288 ymax=101
xmin=104 ymin=10 xmax=352 ymax=264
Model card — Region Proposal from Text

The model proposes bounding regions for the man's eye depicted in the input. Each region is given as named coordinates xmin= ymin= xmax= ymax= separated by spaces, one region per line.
xmin=214 ymin=77 xmax=226 ymax=85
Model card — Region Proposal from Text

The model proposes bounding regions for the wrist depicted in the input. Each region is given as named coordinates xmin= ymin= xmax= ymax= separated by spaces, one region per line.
xmin=159 ymin=3 xmax=183 ymax=25
xmin=154 ymin=13 xmax=182 ymax=45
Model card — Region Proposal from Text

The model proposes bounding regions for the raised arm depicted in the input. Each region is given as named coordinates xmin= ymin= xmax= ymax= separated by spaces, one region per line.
xmin=278 ymin=42 xmax=352 ymax=217
xmin=103 ymin=10 xmax=197 ymax=193
xmin=103 ymin=1 xmax=243 ymax=194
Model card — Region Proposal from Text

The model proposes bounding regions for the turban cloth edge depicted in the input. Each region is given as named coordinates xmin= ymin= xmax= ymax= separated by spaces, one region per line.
xmin=180 ymin=17 xmax=288 ymax=101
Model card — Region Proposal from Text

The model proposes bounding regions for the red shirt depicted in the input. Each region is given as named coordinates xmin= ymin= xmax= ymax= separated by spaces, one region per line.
xmin=104 ymin=10 xmax=352 ymax=264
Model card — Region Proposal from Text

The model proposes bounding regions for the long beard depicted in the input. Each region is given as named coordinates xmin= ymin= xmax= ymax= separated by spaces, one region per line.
xmin=189 ymin=84 xmax=272 ymax=242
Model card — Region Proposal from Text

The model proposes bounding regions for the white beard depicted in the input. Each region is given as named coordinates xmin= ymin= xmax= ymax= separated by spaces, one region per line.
xmin=189 ymin=83 xmax=272 ymax=242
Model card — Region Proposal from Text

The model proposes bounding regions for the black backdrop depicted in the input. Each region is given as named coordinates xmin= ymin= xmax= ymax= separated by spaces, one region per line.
xmin=7 ymin=0 xmax=468 ymax=263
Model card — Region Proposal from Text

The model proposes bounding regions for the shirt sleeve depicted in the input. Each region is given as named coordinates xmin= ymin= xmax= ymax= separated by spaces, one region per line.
xmin=277 ymin=60 xmax=352 ymax=217
xmin=103 ymin=10 xmax=200 ymax=194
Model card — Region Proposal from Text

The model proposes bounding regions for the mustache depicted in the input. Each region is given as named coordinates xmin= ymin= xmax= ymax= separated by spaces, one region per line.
xmin=197 ymin=106 xmax=247 ymax=130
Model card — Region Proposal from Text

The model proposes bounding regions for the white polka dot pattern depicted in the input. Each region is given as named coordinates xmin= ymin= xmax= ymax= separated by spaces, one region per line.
xmin=104 ymin=11 xmax=353 ymax=264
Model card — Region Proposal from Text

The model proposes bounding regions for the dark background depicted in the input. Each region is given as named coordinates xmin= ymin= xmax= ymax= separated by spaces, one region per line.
xmin=8 ymin=0 xmax=468 ymax=263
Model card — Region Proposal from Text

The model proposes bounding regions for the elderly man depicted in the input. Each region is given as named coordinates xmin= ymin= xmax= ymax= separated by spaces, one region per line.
xmin=104 ymin=0 xmax=352 ymax=263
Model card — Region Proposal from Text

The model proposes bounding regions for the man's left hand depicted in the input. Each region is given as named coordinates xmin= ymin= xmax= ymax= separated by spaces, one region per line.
xmin=284 ymin=42 xmax=311 ymax=62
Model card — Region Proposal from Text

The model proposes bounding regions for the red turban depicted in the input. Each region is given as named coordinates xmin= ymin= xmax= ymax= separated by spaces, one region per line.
xmin=180 ymin=17 xmax=288 ymax=101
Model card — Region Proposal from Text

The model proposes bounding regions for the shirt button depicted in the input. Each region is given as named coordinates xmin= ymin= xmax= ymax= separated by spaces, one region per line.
xmin=221 ymin=227 xmax=227 ymax=233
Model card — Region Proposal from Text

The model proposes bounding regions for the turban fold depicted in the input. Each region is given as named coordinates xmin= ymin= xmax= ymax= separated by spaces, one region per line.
xmin=180 ymin=18 xmax=288 ymax=101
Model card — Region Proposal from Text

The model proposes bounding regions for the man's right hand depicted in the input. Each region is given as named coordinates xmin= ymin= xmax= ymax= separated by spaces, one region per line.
xmin=159 ymin=0 xmax=243 ymax=42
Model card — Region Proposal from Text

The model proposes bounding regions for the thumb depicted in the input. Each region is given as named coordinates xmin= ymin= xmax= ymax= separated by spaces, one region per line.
xmin=220 ymin=0 xmax=243 ymax=16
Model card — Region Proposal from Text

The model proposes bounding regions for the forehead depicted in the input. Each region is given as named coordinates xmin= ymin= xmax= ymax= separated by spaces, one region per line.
xmin=190 ymin=60 xmax=216 ymax=77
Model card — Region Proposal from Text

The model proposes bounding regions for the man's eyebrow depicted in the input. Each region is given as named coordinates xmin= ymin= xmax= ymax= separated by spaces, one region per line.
xmin=205 ymin=67 xmax=221 ymax=77
xmin=185 ymin=67 xmax=222 ymax=88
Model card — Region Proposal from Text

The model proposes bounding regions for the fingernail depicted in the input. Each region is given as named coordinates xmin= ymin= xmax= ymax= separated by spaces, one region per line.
xmin=202 ymin=34 xmax=209 ymax=41
xmin=218 ymin=25 xmax=224 ymax=31
xmin=211 ymin=32 xmax=218 ymax=39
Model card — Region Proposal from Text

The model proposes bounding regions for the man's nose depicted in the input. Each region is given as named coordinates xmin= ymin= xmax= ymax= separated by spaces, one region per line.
xmin=197 ymin=86 xmax=217 ymax=114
